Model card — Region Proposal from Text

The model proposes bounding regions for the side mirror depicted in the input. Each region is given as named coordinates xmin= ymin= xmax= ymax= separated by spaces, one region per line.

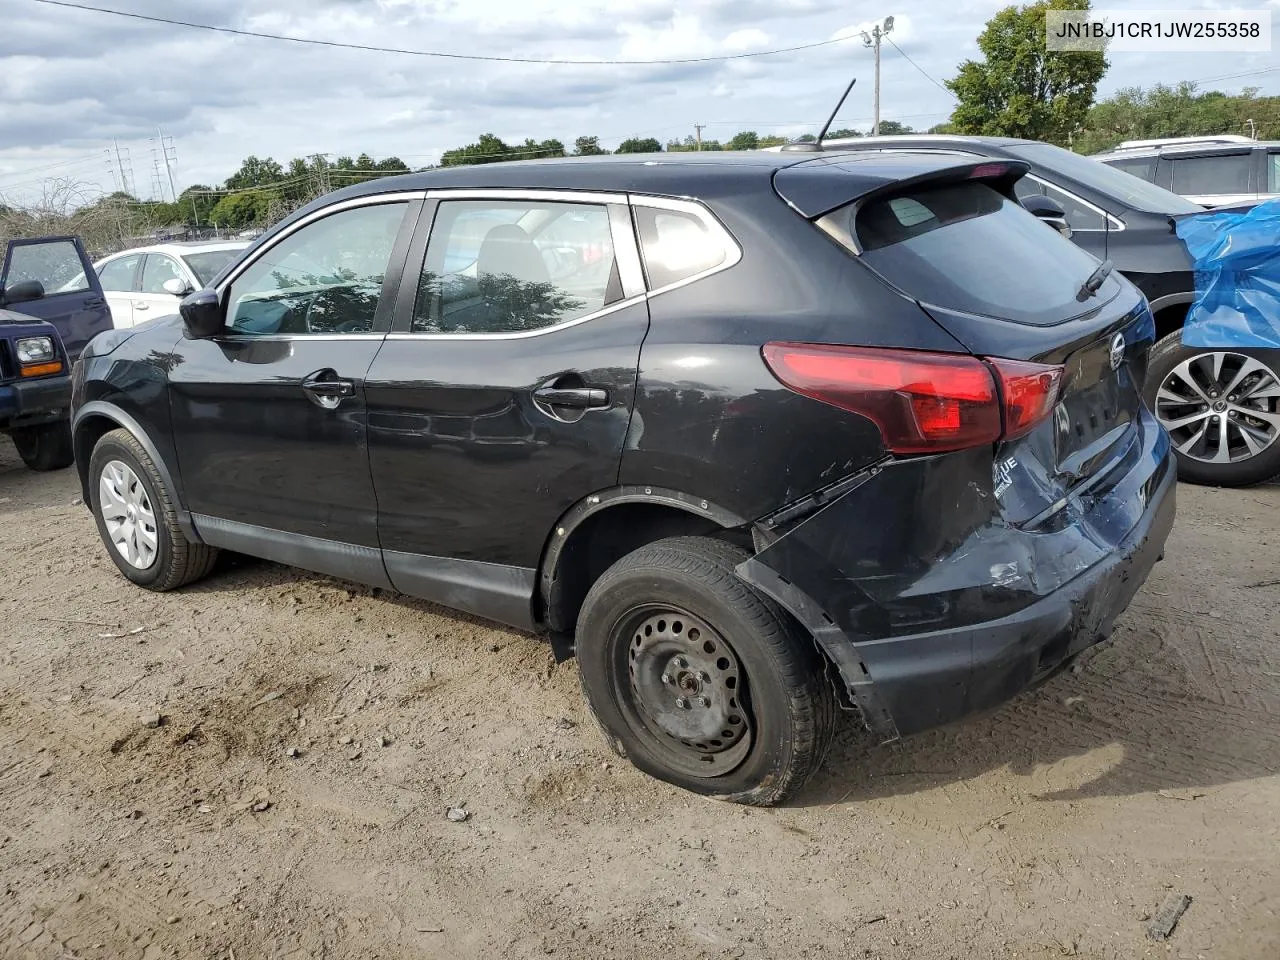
xmin=179 ymin=289 xmax=225 ymax=338
xmin=163 ymin=278 xmax=193 ymax=297
xmin=0 ymin=279 xmax=46 ymax=306
xmin=1020 ymin=194 xmax=1073 ymax=239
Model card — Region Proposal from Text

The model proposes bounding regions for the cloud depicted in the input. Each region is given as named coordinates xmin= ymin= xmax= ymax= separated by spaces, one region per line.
xmin=0 ymin=0 xmax=1273 ymax=203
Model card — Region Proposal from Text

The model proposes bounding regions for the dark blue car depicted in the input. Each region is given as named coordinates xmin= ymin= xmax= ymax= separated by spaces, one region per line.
xmin=1 ymin=236 xmax=112 ymax=470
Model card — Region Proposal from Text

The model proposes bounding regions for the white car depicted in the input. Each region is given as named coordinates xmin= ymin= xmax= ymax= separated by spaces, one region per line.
xmin=93 ymin=241 xmax=250 ymax=328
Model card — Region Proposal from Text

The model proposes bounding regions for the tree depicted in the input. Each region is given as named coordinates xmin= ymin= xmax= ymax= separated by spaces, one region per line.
xmin=573 ymin=136 xmax=608 ymax=156
xmin=616 ymin=137 xmax=662 ymax=153
xmin=666 ymin=135 xmax=724 ymax=152
xmin=826 ymin=128 xmax=862 ymax=139
xmin=758 ymin=135 xmax=788 ymax=148
xmin=874 ymin=121 xmax=916 ymax=135
xmin=1075 ymin=83 xmax=1279 ymax=153
xmin=727 ymin=131 xmax=760 ymax=150
xmin=946 ymin=0 xmax=1108 ymax=145
xmin=441 ymin=133 xmax=513 ymax=166
xmin=224 ymin=156 xmax=284 ymax=190
xmin=209 ymin=190 xmax=271 ymax=229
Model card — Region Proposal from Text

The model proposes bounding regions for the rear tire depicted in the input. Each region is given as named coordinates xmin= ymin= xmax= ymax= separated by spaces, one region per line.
xmin=1143 ymin=332 xmax=1280 ymax=487
xmin=576 ymin=536 xmax=836 ymax=806
xmin=88 ymin=429 xmax=218 ymax=590
xmin=11 ymin=421 xmax=74 ymax=471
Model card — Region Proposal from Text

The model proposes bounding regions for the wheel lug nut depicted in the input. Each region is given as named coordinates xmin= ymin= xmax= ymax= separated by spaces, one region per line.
xmin=695 ymin=696 xmax=709 ymax=708
xmin=675 ymin=657 xmax=688 ymax=669
xmin=675 ymin=697 xmax=689 ymax=709
xmin=1229 ymin=411 xmax=1238 ymax=419
xmin=661 ymin=673 xmax=672 ymax=685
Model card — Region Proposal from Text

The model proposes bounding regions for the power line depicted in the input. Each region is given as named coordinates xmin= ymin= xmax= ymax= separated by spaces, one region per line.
xmin=30 ymin=0 xmax=852 ymax=65
xmin=886 ymin=37 xmax=953 ymax=97
xmin=1191 ymin=64 xmax=1280 ymax=85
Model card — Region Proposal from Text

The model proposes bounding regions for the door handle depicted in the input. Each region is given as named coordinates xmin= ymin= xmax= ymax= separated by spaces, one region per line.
xmin=301 ymin=369 xmax=356 ymax=409
xmin=134 ymin=302 xmax=150 ymax=310
xmin=532 ymin=386 xmax=609 ymax=408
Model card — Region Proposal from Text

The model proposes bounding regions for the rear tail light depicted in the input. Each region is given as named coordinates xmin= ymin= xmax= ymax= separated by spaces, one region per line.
xmin=989 ymin=358 xmax=1062 ymax=440
xmin=762 ymin=342 xmax=1062 ymax=454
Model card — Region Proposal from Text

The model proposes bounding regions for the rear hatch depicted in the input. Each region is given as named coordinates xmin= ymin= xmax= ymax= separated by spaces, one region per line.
xmin=778 ymin=157 xmax=1156 ymax=523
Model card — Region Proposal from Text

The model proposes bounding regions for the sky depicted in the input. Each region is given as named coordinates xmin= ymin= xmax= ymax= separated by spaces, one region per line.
xmin=1 ymin=0 xmax=1278 ymax=204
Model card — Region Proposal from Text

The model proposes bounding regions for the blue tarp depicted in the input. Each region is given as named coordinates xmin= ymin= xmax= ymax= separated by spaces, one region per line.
xmin=1177 ymin=197 xmax=1280 ymax=349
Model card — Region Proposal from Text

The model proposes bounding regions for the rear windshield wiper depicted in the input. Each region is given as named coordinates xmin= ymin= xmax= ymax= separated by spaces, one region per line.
xmin=1076 ymin=259 xmax=1114 ymax=301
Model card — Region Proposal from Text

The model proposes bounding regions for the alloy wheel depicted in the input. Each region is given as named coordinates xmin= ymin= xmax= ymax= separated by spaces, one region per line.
xmin=1154 ymin=351 xmax=1280 ymax=464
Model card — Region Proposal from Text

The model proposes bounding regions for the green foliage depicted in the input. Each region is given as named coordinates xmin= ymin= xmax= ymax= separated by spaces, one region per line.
xmin=727 ymin=131 xmax=760 ymax=150
xmin=758 ymin=134 xmax=788 ymax=148
xmin=826 ymin=128 xmax=862 ymax=139
xmin=209 ymin=191 xmax=272 ymax=229
xmin=1076 ymin=83 xmax=1279 ymax=153
xmin=616 ymin=137 xmax=663 ymax=153
xmin=874 ymin=121 xmax=916 ymax=135
xmin=224 ymin=156 xmax=285 ymax=191
xmin=573 ymin=136 xmax=609 ymax=156
xmin=440 ymin=134 xmax=565 ymax=166
xmin=665 ymin=135 xmax=724 ymax=152
xmin=946 ymin=0 xmax=1107 ymax=145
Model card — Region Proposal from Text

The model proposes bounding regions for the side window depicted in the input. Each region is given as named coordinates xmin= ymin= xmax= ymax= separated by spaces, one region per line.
xmin=1169 ymin=154 xmax=1251 ymax=196
xmin=412 ymin=199 xmax=619 ymax=334
xmin=634 ymin=206 xmax=728 ymax=289
xmin=98 ymin=255 xmax=141 ymax=292
xmin=1017 ymin=177 xmax=1106 ymax=230
xmin=227 ymin=202 xmax=408 ymax=336
xmin=5 ymin=240 xmax=89 ymax=293
xmin=1107 ymin=157 xmax=1157 ymax=183
xmin=141 ymin=255 xmax=185 ymax=293
xmin=1268 ymin=151 xmax=1280 ymax=193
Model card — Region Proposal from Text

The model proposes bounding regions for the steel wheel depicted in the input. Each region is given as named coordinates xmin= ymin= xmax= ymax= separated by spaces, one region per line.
xmin=98 ymin=459 xmax=159 ymax=570
xmin=1154 ymin=350 xmax=1280 ymax=465
xmin=617 ymin=604 xmax=754 ymax=779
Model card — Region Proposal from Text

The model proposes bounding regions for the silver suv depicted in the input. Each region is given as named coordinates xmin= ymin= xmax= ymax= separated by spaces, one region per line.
xmin=1093 ymin=135 xmax=1278 ymax=208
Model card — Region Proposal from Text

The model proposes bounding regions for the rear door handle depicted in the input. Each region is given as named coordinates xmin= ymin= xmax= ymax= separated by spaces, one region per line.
xmin=301 ymin=369 xmax=356 ymax=409
xmin=532 ymin=386 xmax=609 ymax=408
xmin=133 ymin=302 xmax=150 ymax=311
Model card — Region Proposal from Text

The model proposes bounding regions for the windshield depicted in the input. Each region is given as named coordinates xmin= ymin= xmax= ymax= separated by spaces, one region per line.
xmin=851 ymin=180 xmax=1116 ymax=326
xmin=1007 ymin=142 xmax=1204 ymax=215
xmin=182 ymin=249 xmax=242 ymax=286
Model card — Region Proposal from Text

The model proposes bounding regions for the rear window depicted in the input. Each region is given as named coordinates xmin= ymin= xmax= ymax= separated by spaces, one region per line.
xmin=848 ymin=180 xmax=1113 ymax=326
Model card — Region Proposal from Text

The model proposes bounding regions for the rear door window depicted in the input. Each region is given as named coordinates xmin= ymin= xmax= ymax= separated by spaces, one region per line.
xmin=1168 ymin=153 xmax=1251 ymax=196
xmin=1106 ymin=156 xmax=1157 ymax=183
xmin=849 ymin=180 xmax=1113 ymax=326
xmin=1267 ymin=150 xmax=1280 ymax=193
xmin=413 ymin=199 xmax=620 ymax=334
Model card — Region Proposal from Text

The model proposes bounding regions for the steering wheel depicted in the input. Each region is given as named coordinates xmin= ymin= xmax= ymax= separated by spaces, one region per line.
xmin=303 ymin=288 xmax=368 ymax=334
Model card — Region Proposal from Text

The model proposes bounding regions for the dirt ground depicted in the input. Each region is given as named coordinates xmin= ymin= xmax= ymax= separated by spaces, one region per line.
xmin=1 ymin=444 xmax=1279 ymax=960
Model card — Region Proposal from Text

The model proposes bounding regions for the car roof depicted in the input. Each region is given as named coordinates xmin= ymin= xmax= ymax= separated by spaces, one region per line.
xmin=98 ymin=240 xmax=250 ymax=262
xmin=281 ymin=150 xmax=1005 ymax=222
xmin=1095 ymin=140 xmax=1277 ymax=159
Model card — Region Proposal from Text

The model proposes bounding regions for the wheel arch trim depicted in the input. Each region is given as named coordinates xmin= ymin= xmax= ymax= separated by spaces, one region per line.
xmin=536 ymin=485 xmax=747 ymax=611
xmin=72 ymin=401 xmax=199 ymax=542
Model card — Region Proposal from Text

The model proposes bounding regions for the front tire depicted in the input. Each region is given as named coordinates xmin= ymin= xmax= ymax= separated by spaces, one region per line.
xmin=576 ymin=536 xmax=836 ymax=806
xmin=11 ymin=421 xmax=74 ymax=471
xmin=88 ymin=429 xmax=218 ymax=590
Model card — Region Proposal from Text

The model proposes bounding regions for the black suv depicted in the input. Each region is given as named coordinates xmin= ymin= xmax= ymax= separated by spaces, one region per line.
xmin=816 ymin=134 xmax=1280 ymax=486
xmin=72 ymin=152 xmax=1174 ymax=804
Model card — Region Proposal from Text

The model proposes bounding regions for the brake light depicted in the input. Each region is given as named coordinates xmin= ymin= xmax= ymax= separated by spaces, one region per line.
xmin=763 ymin=343 xmax=1000 ymax=453
xmin=762 ymin=343 xmax=1063 ymax=454
xmin=989 ymin=358 xmax=1062 ymax=440
xmin=968 ymin=163 xmax=1013 ymax=179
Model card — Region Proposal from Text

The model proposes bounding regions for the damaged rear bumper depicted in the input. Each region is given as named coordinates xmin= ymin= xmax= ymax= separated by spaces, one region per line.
xmin=737 ymin=411 xmax=1175 ymax=742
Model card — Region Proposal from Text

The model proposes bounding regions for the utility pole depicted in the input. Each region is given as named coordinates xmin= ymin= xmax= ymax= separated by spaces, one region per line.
xmin=695 ymin=123 xmax=705 ymax=151
xmin=861 ymin=17 xmax=895 ymax=136
xmin=1246 ymin=118 xmax=1257 ymax=139
xmin=112 ymin=139 xmax=135 ymax=196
